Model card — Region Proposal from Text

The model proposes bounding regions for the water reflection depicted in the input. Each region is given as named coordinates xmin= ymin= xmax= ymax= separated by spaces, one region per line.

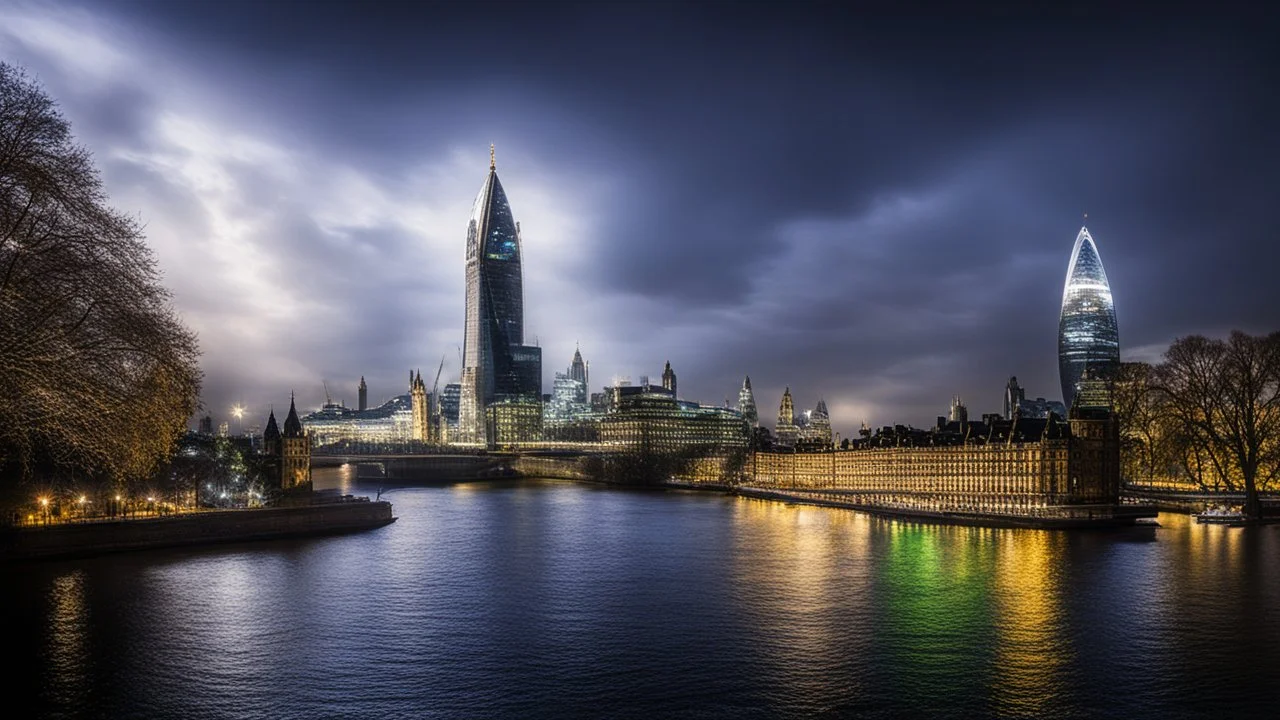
xmin=6 ymin=481 xmax=1280 ymax=719
xmin=45 ymin=570 xmax=90 ymax=710
xmin=990 ymin=529 xmax=1069 ymax=717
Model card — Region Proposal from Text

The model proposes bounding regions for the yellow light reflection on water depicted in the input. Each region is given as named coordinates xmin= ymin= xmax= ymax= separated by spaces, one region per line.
xmin=990 ymin=528 xmax=1069 ymax=716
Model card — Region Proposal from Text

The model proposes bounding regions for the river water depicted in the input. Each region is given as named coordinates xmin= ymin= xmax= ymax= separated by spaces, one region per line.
xmin=6 ymin=466 xmax=1279 ymax=719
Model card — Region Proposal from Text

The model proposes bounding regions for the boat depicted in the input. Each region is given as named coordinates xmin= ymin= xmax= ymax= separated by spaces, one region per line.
xmin=1195 ymin=505 xmax=1246 ymax=524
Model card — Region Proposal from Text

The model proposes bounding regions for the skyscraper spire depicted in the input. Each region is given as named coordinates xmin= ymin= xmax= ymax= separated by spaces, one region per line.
xmin=490 ymin=143 xmax=496 ymax=170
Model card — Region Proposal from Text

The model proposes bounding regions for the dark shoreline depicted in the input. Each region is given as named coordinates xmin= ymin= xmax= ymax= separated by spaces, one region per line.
xmin=0 ymin=499 xmax=396 ymax=563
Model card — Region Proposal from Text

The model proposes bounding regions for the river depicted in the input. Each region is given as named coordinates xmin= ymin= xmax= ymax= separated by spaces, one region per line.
xmin=6 ymin=466 xmax=1279 ymax=719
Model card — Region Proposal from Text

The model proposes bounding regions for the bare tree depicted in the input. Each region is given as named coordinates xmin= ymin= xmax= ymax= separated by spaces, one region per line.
xmin=1155 ymin=332 xmax=1280 ymax=519
xmin=0 ymin=63 xmax=201 ymax=507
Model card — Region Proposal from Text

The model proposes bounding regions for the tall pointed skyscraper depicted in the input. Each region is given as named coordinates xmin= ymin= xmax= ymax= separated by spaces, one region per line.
xmin=737 ymin=376 xmax=758 ymax=428
xmin=775 ymin=387 xmax=797 ymax=448
xmin=459 ymin=145 xmax=542 ymax=444
xmin=1058 ymin=225 xmax=1119 ymax=409
xmin=569 ymin=345 xmax=588 ymax=404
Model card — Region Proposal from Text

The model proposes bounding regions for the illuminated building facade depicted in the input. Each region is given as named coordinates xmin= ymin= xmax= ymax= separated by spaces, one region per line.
xmin=299 ymin=374 xmax=428 ymax=446
xmin=775 ymin=387 xmax=797 ymax=448
xmin=737 ymin=376 xmax=758 ymax=428
xmin=744 ymin=407 xmax=1132 ymax=521
xmin=598 ymin=389 xmax=750 ymax=454
xmin=1059 ymin=225 xmax=1119 ymax=409
xmin=662 ymin=361 xmax=677 ymax=396
xmin=459 ymin=146 xmax=542 ymax=445
xmin=798 ymin=398 xmax=832 ymax=447
xmin=545 ymin=373 xmax=588 ymax=425
xmin=486 ymin=398 xmax=544 ymax=447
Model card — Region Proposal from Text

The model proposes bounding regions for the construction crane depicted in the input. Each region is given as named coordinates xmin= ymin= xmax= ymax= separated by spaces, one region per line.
xmin=323 ymin=380 xmax=332 ymax=406
xmin=432 ymin=354 xmax=445 ymax=407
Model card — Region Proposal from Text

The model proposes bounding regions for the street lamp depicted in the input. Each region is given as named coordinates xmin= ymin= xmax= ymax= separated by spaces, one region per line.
xmin=231 ymin=405 xmax=245 ymax=436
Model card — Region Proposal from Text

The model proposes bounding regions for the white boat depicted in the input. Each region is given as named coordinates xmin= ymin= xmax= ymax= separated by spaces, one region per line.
xmin=1195 ymin=505 xmax=1246 ymax=524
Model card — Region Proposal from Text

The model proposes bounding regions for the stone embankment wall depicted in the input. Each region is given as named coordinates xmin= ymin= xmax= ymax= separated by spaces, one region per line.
xmin=513 ymin=455 xmax=589 ymax=480
xmin=2 ymin=500 xmax=395 ymax=561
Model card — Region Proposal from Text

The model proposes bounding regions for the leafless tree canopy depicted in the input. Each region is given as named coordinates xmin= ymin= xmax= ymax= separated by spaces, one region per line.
xmin=1119 ymin=332 xmax=1280 ymax=518
xmin=0 ymin=63 xmax=201 ymax=497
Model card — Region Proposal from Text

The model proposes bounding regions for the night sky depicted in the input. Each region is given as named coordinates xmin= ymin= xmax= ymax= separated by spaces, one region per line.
xmin=2 ymin=1 xmax=1277 ymax=435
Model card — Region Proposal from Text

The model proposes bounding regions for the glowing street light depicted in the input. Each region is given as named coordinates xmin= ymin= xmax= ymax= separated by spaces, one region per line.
xmin=231 ymin=405 xmax=246 ymax=436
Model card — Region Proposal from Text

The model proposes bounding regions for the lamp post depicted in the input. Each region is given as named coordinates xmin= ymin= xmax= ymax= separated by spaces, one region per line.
xmin=232 ymin=405 xmax=245 ymax=436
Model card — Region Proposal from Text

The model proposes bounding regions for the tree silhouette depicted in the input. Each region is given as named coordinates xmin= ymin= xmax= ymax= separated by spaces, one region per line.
xmin=0 ymin=63 xmax=201 ymax=508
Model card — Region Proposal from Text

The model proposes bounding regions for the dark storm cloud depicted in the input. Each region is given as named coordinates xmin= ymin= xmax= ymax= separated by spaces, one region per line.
xmin=3 ymin=0 xmax=1277 ymax=432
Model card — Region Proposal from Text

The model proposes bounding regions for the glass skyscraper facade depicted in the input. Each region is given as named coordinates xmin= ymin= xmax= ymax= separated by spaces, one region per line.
xmin=1058 ymin=225 xmax=1119 ymax=409
xmin=459 ymin=147 xmax=542 ymax=444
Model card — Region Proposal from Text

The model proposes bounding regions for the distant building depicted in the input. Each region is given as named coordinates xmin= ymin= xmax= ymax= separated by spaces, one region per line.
xmin=198 ymin=414 xmax=213 ymax=435
xmin=299 ymin=373 xmax=430 ymax=446
xmin=598 ymin=388 xmax=749 ymax=454
xmin=263 ymin=394 xmax=311 ymax=490
xmin=217 ymin=421 xmax=229 ymax=438
xmin=545 ymin=373 xmax=588 ymax=426
xmin=1004 ymin=376 xmax=1024 ymax=420
xmin=798 ymin=399 xmax=832 ymax=448
xmin=569 ymin=345 xmax=588 ymax=403
xmin=737 ymin=376 xmax=758 ymax=428
xmin=358 ymin=376 xmax=368 ymax=412
xmin=775 ymin=387 xmax=798 ymax=448
xmin=662 ymin=361 xmax=677 ymax=396
xmin=439 ymin=383 xmax=461 ymax=437
xmin=949 ymin=396 xmax=969 ymax=424
xmin=1004 ymin=376 xmax=1066 ymax=419
xmin=1017 ymin=396 xmax=1068 ymax=420
xmin=486 ymin=398 xmax=544 ymax=447
xmin=1059 ymin=225 xmax=1120 ymax=408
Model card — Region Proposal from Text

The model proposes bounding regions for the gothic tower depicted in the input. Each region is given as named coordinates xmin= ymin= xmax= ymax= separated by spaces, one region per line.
xmin=411 ymin=370 xmax=430 ymax=443
xmin=279 ymin=393 xmax=311 ymax=490
xmin=662 ymin=361 xmax=677 ymax=396
xmin=358 ymin=376 xmax=368 ymax=412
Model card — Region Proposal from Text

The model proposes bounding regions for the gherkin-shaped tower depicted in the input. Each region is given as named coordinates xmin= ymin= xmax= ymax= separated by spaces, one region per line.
xmin=1058 ymin=226 xmax=1119 ymax=409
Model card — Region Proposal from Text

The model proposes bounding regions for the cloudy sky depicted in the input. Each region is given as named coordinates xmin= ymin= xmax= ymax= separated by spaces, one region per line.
xmin=2 ymin=1 xmax=1276 ymax=435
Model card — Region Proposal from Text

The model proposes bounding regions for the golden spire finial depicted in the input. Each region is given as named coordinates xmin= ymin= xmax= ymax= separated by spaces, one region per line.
xmin=490 ymin=143 xmax=496 ymax=170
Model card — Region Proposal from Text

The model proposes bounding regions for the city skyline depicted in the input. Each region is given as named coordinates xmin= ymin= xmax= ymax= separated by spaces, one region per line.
xmin=1 ymin=2 xmax=1276 ymax=431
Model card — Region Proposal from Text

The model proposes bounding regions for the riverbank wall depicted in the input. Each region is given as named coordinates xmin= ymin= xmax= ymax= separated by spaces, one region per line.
xmin=1 ymin=498 xmax=396 ymax=562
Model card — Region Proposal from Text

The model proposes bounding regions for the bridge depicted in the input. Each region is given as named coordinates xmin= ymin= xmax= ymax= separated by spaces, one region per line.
xmin=310 ymin=446 xmax=591 ymax=482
